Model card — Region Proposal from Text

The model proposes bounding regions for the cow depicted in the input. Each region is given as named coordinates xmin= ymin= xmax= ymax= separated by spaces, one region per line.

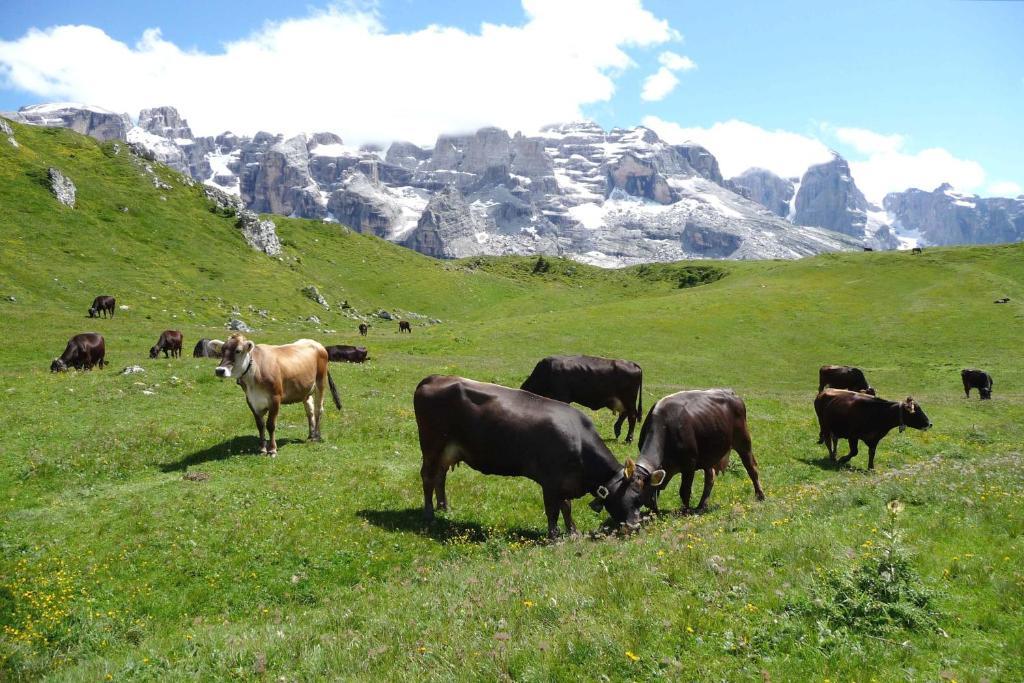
xmin=326 ymin=345 xmax=368 ymax=363
xmin=818 ymin=365 xmax=875 ymax=395
xmin=521 ymin=355 xmax=643 ymax=443
xmin=911 ymin=247 xmax=923 ymax=254
xmin=211 ymin=335 xmax=341 ymax=456
xmin=193 ymin=338 xmax=223 ymax=358
xmin=814 ymin=389 xmax=932 ymax=469
xmin=633 ymin=390 xmax=765 ymax=515
xmin=358 ymin=323 xmax=369 ymax=336
xmin=413 ymin=375 xmax=664 ymax=538
xmin=88 ymin=296 xmax=115 ymax=319
xmin=863 ymin=246 xmax=874 ymax=252
xmin=398 ymin=321 xmax=412 ymax=333
xmin=51 ymin=333 xmax=105 ymax=372
xmin=961 ymin=369 xmax=993 ymax=399
xmin=994 ymin=297 xmax=1010 ymax=304
xmin=149 ymin=330 xmax=183 ymax=359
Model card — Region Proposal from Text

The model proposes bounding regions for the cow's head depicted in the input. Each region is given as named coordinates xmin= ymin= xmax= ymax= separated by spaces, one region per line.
xmin=590 ymin=458 xmax=666 ymax=530
xmin=50 ymin=358 xmax=67 ymax=372
xmin=148 ymin=345 xmax=160 ymax=359
xmin=87 ymin=307 xmax=97 ymax=318
xmin=213 ymin=334 xmax=254 ymax=379
xmin=900 ymin=397 xmax=932 ymax=431
xmin=980 ymin=386 xmax=992 ymax=400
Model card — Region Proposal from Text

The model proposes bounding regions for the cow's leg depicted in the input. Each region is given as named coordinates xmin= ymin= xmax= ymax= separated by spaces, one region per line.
xmin=313 ymin=377 xmax=326 ymax=439
xmin=248 ymin=404 xmax=267 ymax=454
xmin=435 ymin=468 xmax=449 ymax=511
xmin=542 ymin=489 xmax=562 ymax=539
xmin=613 ymin=411 xmax=626 ymax=439
xmin=838 ymin=439 xmax=859 ymax=464
xmin=266 ymin=398 xmax=281 ymax=456
xmin=624 ymin=409 xmax=637 ymax=444
xmin=560 ymin=499 xmax=578 ymax=537
xmin=734 ymin=431 xmax=766 ymax=501
xmin=866 ymin=440 xmax=879 ymax=470
xmin=694 ymin=467 xmax=716 ymax=513
xmin=679 ymin=468 xmax=695 ymax=513
xmin=420 ymin=460 xmax=444 ymax=521
xmin=303 ymin=395 xmax=318 ymax=441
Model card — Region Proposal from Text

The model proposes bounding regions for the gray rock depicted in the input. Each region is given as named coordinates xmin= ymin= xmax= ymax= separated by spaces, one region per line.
xmin=138 ymin=106 xmax=194 ymax=139
xmin=11 ymin=103 xmax=130 ymax=141
xmin=48 ymin=167 xmax=76 ymax=208
xmin=1 ymin=117 xmax=16 ymax=147
xmin=235 ymin=210 xmax=282 ymax=256
xmin=730 ymin=168 xmax=794 ymax=217
xmin=228 ymin=318 xmax=253 ymax=332
xmin=204 ymin=185 xmax=243 ymax=212
xmin=301 ymin=285 xmax=330 ymax=309
xmin=674 ymin=143 xmax=724 ymax=185
xmin=376 ymin=309 xmax=393 ymax=320
xmin=120 ymin=365 xmax=145 ymax=375
xmin=307 ymin=315 xmax=321 ymax=325
xmin=326 ymin=171 xmax=402 ymax=237
xmin=604 ymin=152 xmax=675 ymax=204
xmin=793 ymin=155 xmax=868 ymax=236
xmin=385 ymin=141 xmax=431 ymax=170
xmin=883 ymin=183 xmax=1024 ymax=246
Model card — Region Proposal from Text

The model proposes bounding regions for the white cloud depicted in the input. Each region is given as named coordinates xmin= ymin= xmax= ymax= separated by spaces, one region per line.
xmin=848 ymin=148 xmax=985 ymax=202
xmin=0 ymin=0 xmax=677 ymax=144
xmin=640 ymin=50 xmax=695 ymax=101
xmin=986 ymin=180 xmax=1022 ymax=197
xmin=832 ymin=126 xmax=904 ymax=155
xmin=643 ymin=116 xmax=833 ymax=178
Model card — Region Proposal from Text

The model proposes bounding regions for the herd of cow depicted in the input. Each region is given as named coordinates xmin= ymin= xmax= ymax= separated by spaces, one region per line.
xmin=49 ymin=295 xmax=997 ymax=538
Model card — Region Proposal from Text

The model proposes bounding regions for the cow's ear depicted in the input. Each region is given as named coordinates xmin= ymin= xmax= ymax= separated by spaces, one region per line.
xmin=244 ymin=340 xmax=255 ymax=353
xmin=649 ymin=469 xmax=667 ymax=487
xmin=905 ymin=397 xmax=916 ymax=413
xmin=208 ymin=340 xmax=224 ymax=353
xmin=624 ymin=457 xmax=635 ymax=479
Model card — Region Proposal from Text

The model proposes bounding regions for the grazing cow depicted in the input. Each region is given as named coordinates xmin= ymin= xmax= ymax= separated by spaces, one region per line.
xmin=994 ymin=297 xmax=1010 ymax=304
xmin=149 ymin=330 xmax=183 ymax=359
xmin=326 ymin=345 xmax=368 ymax=363
xmin=51 ymin=333 xmax=105 ymax=372
xmin=818 ymin=365 xmax=875 ymax=395
xmin=398 ymin=321 xmax=412 ymax=333
xmin=88 ymin=296 xmax=116 ymax=319
xmin=635 ymin=390 xmax=765 ymax=515
xmin=358 ymin=323 xmax=368 ymax=336
xmin=911 ymin=247 xmax=923 ymax=254
xmin=521 ymin=355 xmax=643 ymax=442
xmin=211 ymin=335 xmax=341 ymax=455
xmin=863 ymin=246 xmax=874 ymax=252
xmin=961 ymin=369 xmax=993 ymax=399
xmin=414 ymin=375 xmax=663 ymax=537
xmin=193 ymin=338 xmax=223 ymax=358
xmin=814 ymin=389 xmax=932 ymax=469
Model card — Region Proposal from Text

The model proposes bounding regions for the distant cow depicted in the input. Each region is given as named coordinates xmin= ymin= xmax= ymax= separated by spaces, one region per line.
xmin=994 ymin=297 xmax=1010 ymax=304
xmin=211 ymin=335 xmax=341 ymax=455
xmin=150 ymin=330 xmax=183 ymax=358
xmin=326 ymin=345 xmax=368 ymax=363
xmin=862 ymin=246 xmax=874 ymax=252
xmin=635 ymin=390 xmax=765 ymax=514
xmin=911 ymin=247 xmax=923 ymax=254
xmin=358 ymin=323 xmax=368 ymax=336
xmin=413 ymin=375 xmax=662 ymax=537
xmin=961 ymin=369 xmax=993 ymax=399
xmin=815 ymin=389 xmax=932 ymax=469
xmin=193 ymin=338 xmax=223 ymax=358
xmin=398 ymin=321 xmax=412 ymax=333
xmin=818 ymin=365 xmax=875 ymax=395
xmin=51 ymin=333 xmax=106 ymax=372
xmin=88 ymin=296 xmax=115 ymax=319
xmin=521 ymin=355 xmax=643 ymax=442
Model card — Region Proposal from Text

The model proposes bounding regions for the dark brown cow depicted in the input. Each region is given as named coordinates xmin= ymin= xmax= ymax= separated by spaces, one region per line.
xmin=815 ymin=389 xmax=932 ymax=469
xmin=961 ymin=369 xmax=993 ymax=399
xmin=358 ymin=323 xmax=369 ymax=336
xmin=521 ymin=355 xmax=643 ymax=442
xmin=635 ymin=390 xmax=765 ymax=514
xmin=398 ymin=321 xmax=412 ymax=333
xmin=911 ymin=247 xmax=923 ymax=254
xmin=326 ymin=345 xmax=368 ymax=363
xmin=818 ymin=365 xmax=875 ymax=395
xmin=88 ymin=296 xmax=115 ymax=319
xmin=193 ymin=338 xmax=223 ymax=358
xmin=51 ymin=333 xmax=106 ymax=371
xmin=150 ymin=330 xmax=183 ymax=358
xmin=413 ymin=375 xmax=664 ymax=538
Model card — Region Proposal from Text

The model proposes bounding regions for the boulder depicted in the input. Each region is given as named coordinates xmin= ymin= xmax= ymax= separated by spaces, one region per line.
xmin=228 ymin=318 xmax=253 ymax=332
xmin=235 ymin=210 xmax=283 ymax=256
xmin=48 ymin=168 xmax=76 ymax=208
xmin=301 ymin=285 xmax=330 ymax=310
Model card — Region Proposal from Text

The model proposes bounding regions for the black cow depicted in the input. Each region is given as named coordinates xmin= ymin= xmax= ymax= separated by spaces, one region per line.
xmin=358 ymin=323 xmax=369 ymax=336
xmin=818 ymin=365 xmax=875 ymax=395
xmin=635 ymin=390 xmax=765 ymax=514
xmin=521 ymin=355 xmax=643 ymax=442
xmin=413 ymin=375 xmax=664 ymax=538
xmin=326 ymin=345 xmax=368 ymax=363
xmin=51 ymin=333 xmax=106 ymax=372
xmin=961 ymin=369 xmax=993 ymax=399
xmin=88 ymin=296 xmax=115 ymax=319
xmin=815 ymin=389 xmax=932 ymax=469
xmin=993 ymin=297 xmax=1010 ymax=304
xmin=150 ymin=330 xmax=183 ymax=358
xmin=193 ymin=338 xmax=223 ymax=358
xmin=911 ymin=247 xmax=923 ymax=254
xmin=398 ymin=321 xmax=412 ymax=333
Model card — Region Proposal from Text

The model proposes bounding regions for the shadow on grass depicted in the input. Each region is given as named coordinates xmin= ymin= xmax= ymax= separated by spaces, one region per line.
xmin=357 ymin=507 xmax=547 ymax=544
xmin=798 ymin=453 xmax=844 ymax=471
xmin=159 ymin=435 xmax=301 ymax=472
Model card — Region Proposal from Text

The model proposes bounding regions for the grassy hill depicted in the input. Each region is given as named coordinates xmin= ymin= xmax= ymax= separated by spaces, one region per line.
xmin=1 ymin=119 xmax=1022 ymax=681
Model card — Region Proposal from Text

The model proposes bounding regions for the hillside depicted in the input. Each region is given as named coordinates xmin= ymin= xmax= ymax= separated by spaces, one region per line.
xmin=1 ymin=121 xmax=1023 ymax=681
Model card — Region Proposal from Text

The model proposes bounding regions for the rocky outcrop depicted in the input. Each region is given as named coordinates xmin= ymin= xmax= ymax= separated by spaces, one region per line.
xmin=138 ymin=106 xmax=194 ymax=140
xmin=793 ymin=155 xmax=868 ymax=236
xmin=9 ymin=103 xmax=130 ymax=141
xmin=385 ymin=141 xmax=431 ymax=170
xmin=301 ymin=285 xmax=329 ymax=309
xmin=235 ymin=210 xmax=282 ymax=256
xmin=674 ymin=143 xmax=724 ymax=185
xmin=48 ymin=167 xmax=76 ymax=207
xmin=883 ymin=184 xmax=1024 ymax=246
xmin=730 ymin=168 xmax=794 ymax=217
xmin=243 ymin=135 xmax=323 ymax=218
xmin=1 ymin=118 xmax=16 ymax=147
xmin=605 ymin=153 xmax=676 ymax=204
xmin=327 ymin=171 xmax=402 ymax=237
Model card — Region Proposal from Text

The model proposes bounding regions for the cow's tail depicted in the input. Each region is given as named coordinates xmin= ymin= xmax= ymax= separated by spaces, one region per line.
xmin=327 ymin=371 xmax=342 ymax=410
xmin=636 ymin=369 xmax=643 ymax=419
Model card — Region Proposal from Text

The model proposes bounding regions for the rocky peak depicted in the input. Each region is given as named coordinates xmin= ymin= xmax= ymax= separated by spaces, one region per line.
xmin=674 ymin=143 xmax=725 ymax=186
xmin=138 ymin=106 xmax=194 ymax=140
xmin=793 ymin=154 xmax=868 ymax=235
xmin=730 ymin=168 xmax=794 ymax=217
xmin=10 ymin=103 xmax=131 ymax=141
xmin=883 ymin=184 xmax=1024 ymax=246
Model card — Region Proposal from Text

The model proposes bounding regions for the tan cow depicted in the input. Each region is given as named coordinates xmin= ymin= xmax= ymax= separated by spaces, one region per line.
xmin=211 ymin=334 xmax=342 ymax=455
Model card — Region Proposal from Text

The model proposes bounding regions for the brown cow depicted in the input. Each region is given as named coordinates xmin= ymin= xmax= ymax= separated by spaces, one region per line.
xmin=326 ymin=345 xmax=368 ymax=363
xmin=961 ymin=369 xmax=993 ymax=399
xmin=211 ymin=335 xmax=342 ymax=455
xmin=88 ymin=296 xmax=116 ymax=318
xmin=398 ymin=321 xmax=412 ymax=333
xmin=635 ymin=390 xmax=765 ymax=514
xmin=818 ymin=365 xmax=875 ymax=394
xmin=815 ymin=389 xmax=932 ymax=469
xmin=358 ymin=323 xmax=368 ymax=336
xmin=51 ymin=333 xmax=106 ymax=371
xmin=150 ymin=330 xmax=183 ymax=358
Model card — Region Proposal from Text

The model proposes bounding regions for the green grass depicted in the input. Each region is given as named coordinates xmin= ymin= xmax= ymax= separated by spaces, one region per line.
xmin=1 ymin=119 xmax=1023 ymax=681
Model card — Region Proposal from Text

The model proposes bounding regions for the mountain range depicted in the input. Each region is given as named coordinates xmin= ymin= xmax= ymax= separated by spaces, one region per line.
xmin=5 ymin=102 xmax=1022 ymax=264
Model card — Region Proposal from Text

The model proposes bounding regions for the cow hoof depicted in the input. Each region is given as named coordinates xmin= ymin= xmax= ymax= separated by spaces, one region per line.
xmin=756 ymin=492 xmax=766 ymax=501
xmin=308 ymin=435 xmax=322 ymax=443
xmin=268 ymin=450 xmax=277 ymax=457
xmin=259 ymin=448 xmax=268 ymax=455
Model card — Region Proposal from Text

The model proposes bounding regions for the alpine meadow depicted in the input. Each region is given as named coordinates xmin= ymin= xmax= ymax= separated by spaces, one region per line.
xmin=1 ymin=116 xmax=1023 ymax=683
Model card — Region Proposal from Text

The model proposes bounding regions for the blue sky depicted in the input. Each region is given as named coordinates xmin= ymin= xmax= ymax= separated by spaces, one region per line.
xmin=1 ymin=0 xmax=1021 ymax=199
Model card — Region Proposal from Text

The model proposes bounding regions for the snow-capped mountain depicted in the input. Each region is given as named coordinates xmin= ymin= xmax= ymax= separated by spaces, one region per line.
xmin=6 ymin=103 xmax=1021 ymax=263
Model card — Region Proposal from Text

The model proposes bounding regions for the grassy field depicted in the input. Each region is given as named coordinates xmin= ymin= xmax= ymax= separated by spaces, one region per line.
xmin=1 ymin=120 xmax=1022 ymax=681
